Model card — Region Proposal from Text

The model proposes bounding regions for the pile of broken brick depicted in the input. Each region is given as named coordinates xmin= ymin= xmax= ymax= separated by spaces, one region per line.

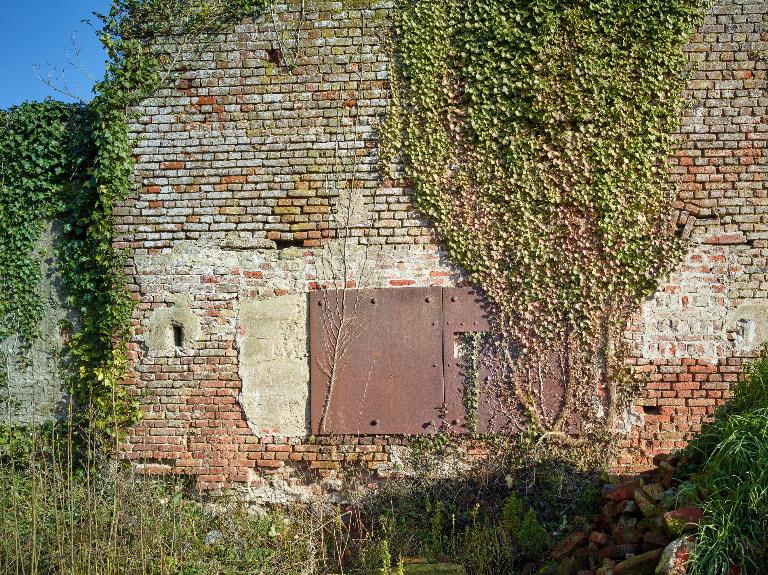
xmin=546 ymin=454 xmax=701 ymax=575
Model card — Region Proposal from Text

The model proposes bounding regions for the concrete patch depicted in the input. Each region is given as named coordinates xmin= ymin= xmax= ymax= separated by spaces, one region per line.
xmin=334 ymin=189 xmax=371 ymax=228
xmin=145 ymin=294 xmax=201 ymax=353
xmin=236 ymin=294 xmax=310 ymax=436
xmin=728 ymin=300 xmax=768 ymax=354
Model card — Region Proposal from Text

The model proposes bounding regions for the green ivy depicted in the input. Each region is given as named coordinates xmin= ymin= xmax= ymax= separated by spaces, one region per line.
xmin=0 ymin=101 xmax=75 ymax=363
xmin=390 ymin=0 xmax=705 ymax=341
xmin=385 ymin=0 xmax=707 ymax=431
xmin=460 ymin=332 xmax=486 ymax=433
xmin=3 ymin=0 xmax=707 ymax=450
xmin=1 ymin=0 xmax=268 ymax=448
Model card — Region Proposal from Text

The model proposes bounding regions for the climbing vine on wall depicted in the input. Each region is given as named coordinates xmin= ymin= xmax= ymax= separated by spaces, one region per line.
xmin=2 ymin=0 xmax=709 ymax=451
xmin=0 ymin=0 xmax=268 ymax=446
xmin=385 ymin=0 xmax=707 ymax=434
xmin=74 ymin=0 xmax=269 ymax=442
xmin=459 ymin=332 xmax=485 ymax=433
xmin=0 ymin=102 xmax=79 ymax=390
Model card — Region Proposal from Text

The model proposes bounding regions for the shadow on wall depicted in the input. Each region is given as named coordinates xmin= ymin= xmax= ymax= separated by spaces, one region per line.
xmin=345 ymin=459 xmax=601 ymax=575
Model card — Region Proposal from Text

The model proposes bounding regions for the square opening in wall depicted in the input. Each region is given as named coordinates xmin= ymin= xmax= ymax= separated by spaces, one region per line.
xmin=172 ymin=324 xmax=183 ymax=348
xmin=273 ymin=237 xmax=304 ymax=250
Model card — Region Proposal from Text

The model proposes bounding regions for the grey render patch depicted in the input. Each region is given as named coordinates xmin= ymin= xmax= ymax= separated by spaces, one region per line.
xmin=728 ymin=300 xmax=768 ymax=354
xmin=236 ymin=294 xmax=310 ymax=436
xmin=145 ymin=294 xmax=202 ymax=353
xmin=0 ymin=223 xmax=71 ymax=424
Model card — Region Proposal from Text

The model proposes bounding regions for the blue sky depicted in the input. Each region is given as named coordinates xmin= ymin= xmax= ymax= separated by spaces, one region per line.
xmin=1 ymin=1 xmax=111 ymax=109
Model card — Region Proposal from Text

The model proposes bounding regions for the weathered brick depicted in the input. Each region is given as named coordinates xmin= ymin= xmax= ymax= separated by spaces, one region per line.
xmin=112 ymin=0 xmax=768 ymax=500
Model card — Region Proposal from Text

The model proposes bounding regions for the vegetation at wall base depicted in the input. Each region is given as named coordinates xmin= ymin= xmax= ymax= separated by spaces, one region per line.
xmin=10 ymin=354 xmax=768 ymax=574
xmin=678 ymin=353 xmax=768 ymax=574
xmin=545 ymin=351 xmax=768 ymax=575
xmin=1 ymin=441 xmax=333 ymax=575
xmin=2 ymin=425 xmax=606 ymax=574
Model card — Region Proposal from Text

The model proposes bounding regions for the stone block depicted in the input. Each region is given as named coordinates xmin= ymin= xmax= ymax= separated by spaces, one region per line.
xmin=613 ymin=548 xmax=664 ymax=575
xmin=662 ymin=508 xmax=704 ymax=537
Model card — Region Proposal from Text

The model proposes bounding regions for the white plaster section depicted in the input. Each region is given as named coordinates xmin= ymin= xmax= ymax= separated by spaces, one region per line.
xmin=384 ymin=444 xmax=480 ymax=480
xmin=620 ymin=408 xmax=644 ymax=434
xmin=131 ymin=240 xmax=462 ymax=437
xmin=236 ymin=294 xmax=310 ymax=436
xmin=334 ymin=188 xmax=371 ymax=228
xmin=145 ymin=294 xmax=202 ymax=353
xmin=132 ymin=240 xmax=461 ymax=297
xmin=637 ymin=245 xmax=731 ymax=364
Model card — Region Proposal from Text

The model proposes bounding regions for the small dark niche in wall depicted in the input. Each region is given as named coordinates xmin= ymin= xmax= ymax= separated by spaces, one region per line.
xmin=273 ymin=238 xmax=304 ymax=250
xmin=642 ymin=405 xmax=662 ymax=416
xmin=265 ymin=47 xmax=282 ymax=66
xmin=172 ymin=324 xmax=184 ymax=348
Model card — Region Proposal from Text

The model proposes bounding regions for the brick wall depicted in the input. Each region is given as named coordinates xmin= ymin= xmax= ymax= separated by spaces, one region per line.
xmin=116 ymin=0 xmax=768 ymax=500
xmin=619 ymin=0 xmax=768 ymax=470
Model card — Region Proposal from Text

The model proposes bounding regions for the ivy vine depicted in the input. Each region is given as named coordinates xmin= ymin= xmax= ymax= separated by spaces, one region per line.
xmin=2 ymin=0 xmax=710 ymax=450
xmin=459 ymin=332 xmax=486 ymax=433
xmin=1 ymin=0 xmax=268 ymax=447
xmin=384 ymin=0 xmax=707 ymax=432
xmin=0 ymin=102 xmax=78 ymax=392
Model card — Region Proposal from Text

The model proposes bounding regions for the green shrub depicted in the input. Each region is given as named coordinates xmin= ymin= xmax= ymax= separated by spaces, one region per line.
xmin=515 ymin=509 xmax=550 ymax=558
xmin=682 ymin=354 xmax=768 ymax=574
xmin=501 ymin=492 xmax=524 ymax=529
xmin=354 ymin=463 xmax=606 ymax=575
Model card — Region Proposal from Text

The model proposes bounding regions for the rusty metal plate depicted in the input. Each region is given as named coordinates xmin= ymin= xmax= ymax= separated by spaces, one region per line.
xmin=442 ymin=287 xmax=493 ymax=433
xmin=477 ymin=348 xmax=582 ymax=435
xmin=443 ymin=287 xmax=580 ymax=435
xmin=309 ymin=287 xmax=444 ymax=435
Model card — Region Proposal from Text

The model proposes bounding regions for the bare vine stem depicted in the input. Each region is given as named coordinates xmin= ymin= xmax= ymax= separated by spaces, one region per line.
xmin=316 ymin=9 xmax=374 ymax=433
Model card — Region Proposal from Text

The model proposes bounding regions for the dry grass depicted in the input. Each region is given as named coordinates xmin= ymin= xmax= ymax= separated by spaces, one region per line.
xmin=0 ymin=429 xmax=371 ymax=575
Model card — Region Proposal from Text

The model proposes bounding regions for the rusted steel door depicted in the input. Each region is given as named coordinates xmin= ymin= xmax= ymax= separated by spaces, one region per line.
xmin=309 ymin=285 xmax=580 ymax=436
xmin=519 ymin=347 xmax=583 ymax=435
xmin=309 ymin=287 xmax=444 ymax=435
